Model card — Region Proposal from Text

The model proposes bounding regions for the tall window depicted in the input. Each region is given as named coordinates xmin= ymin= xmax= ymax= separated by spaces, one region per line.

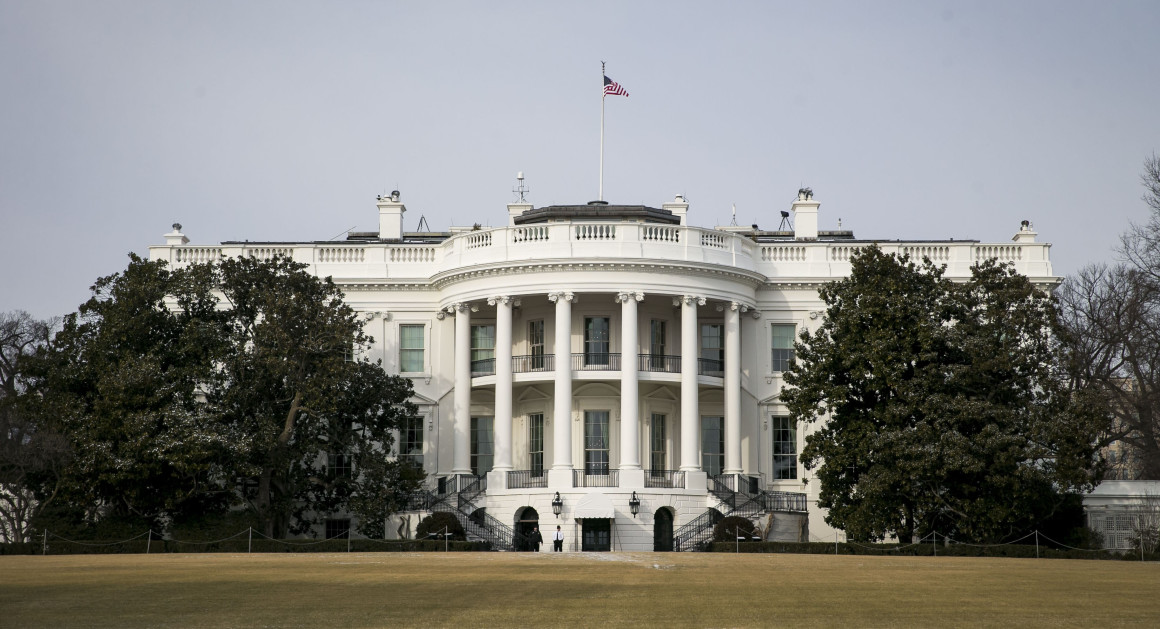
xmin=701 ymin=416 xmax=724 ymax=476
xmin=471 ymin=324 xmax=496 ymax=376
xmin=528 ymin=320 xmax=545 ymax=370
xmin=649 ymin=320 xmax=667 ymax=370
xmin=325 ymin=518 xmax=351 ymax=540
xmin=528 ymin=413 xmax=544 ymax=476
xmin=650 ymin=413 xmax=667 ymax=472
xmin=584 ymin=411 xmax=610 ymax=475
xmin=327 ymin=452 xmax=352 ymax=479
xmin=399 ymin=324 xmax=425 ymax=373
xmin=772 ymin=416 xmax=798 ymax=480
xmin=400 ymin=416 xmax=424 ymax=468
xmin=585 ymin=317 xmax=610 ymax=366
xmin=701 ymin=323 xmax=724 ymax=375
xmin=771 ymin=323 xmax=796 ymax=372
xmin=471 ymin=416 xmax=494 ymax=475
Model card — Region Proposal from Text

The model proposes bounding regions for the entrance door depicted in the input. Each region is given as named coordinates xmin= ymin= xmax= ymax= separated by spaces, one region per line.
xmin=581 ymin=519 xmax=611 ymax=551
xmin=515 ymin=507 xmax=540 ymax=551
xmin=653 ymin=508 xmax=674 ymax=552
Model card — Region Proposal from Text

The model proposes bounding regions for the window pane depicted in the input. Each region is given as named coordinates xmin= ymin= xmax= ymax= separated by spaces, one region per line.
xmin=585 ymin=411 xmax=610 ymax=475
xmin=772 ymin=416 xmax=797 ymax=480
xmin=400 ymin=416 xmax=424 ymax=468
xmin=650 ymin=413 xmax=667 ymax=472
xmin=585 ymin=317 xmax=610 ymax=365
xmin=471 ymin=416 xmax=494 ymax=475
xmin=528 ymin=413 xmax=544 ymax=476
xmin=702 ymin=416 xmax=724 ymax=476
xmin=472 ymin=325 xmax=496 ymax=375
xmin=400 ymin=325 xmax=425 ymax=372
xmin=772 ymin=324 xmax=796 ymax=372
xmin=529 ymin=320 xmax=545 ymax=370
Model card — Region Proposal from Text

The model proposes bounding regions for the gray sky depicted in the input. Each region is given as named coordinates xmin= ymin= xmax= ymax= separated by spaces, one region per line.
xmin=2 ymin=1 xmax=1158 ymax=319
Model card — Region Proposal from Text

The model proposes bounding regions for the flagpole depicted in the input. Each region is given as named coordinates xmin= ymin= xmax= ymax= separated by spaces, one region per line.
xmin=599 ymin=61 xmax=605 ymax=202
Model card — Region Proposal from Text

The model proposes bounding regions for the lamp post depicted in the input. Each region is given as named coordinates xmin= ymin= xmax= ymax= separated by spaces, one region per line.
xmin=628 ymin=491 xmax=640 ymax=518
xmin=552 ymin=492 xmax=563 ymax=517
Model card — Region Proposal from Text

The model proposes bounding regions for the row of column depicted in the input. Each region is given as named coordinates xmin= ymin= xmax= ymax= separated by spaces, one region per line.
xmin=449 ymin=292 xmax=749 ymax=477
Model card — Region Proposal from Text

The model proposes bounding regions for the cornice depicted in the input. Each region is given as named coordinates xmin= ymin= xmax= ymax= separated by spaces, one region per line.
xmin=429 ymin=259 xmax=767 ymax=290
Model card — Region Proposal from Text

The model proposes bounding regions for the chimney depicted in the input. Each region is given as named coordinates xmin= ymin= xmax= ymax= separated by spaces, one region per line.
xmin=507 ymin=202 xmax=532 ymax=226
xmin=377 ymin=191 xmax=406 ymax=240
xmin=1012 ymin=220 xmax=1037 ymax=243
xmin=791 ymin=188 xmax=819 ymax=240
xmin=164 ymin=223 xmax=189 ymax=245
xmin=662 ymin=194 xmax=689 ymax=226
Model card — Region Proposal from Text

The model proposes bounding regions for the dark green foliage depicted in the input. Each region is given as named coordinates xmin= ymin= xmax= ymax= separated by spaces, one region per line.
xmin=19 ymin=254 xmax=419 ymax=539
xmin=712 ymin=515 xmax=759 ymax=542
xmin=416 ymin=512 xmax=466 ymax=541
xmin=781 ymin=246 xmax=1104 ymax=543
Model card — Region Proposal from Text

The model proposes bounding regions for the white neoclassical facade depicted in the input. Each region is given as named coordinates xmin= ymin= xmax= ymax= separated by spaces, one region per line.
xmin=149 ymin=190 xmax=1054 ymax=551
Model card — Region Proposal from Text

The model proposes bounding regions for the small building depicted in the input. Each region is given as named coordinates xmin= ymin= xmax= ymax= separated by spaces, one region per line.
xmin=149 ymin=188 xmax=1055 ymax=550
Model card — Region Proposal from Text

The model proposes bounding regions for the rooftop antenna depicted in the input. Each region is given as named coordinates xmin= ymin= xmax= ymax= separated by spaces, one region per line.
xmin=730 ymin=203 xmax=738 ymax=226
xmin=329 ymin=225 xmax=358 ymax=241
xmin=513 ymin=171 xmax=530 ymax=203
xmin=416 ymin=215 xmax=431 ymax=232
xmin=778 ymin=211 xmax=793 ymax=231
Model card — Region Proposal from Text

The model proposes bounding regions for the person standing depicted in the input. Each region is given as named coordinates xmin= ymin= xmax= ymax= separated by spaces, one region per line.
xmin=552 ymin=525 xmax=564 ymax=552
xmin=531 ymin=527 xmax=543 ymax=552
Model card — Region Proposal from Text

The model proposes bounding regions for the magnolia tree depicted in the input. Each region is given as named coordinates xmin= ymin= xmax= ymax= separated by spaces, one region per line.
xmin=781 ymin=247 xmax=1105 ymax=543
xmin=20 ymin=255 xmax=419 ymax=538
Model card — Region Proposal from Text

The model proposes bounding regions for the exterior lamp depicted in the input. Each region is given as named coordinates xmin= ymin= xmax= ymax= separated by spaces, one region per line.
xmin=628 ymin=491 xmax=640 ymax=517
xmin=552 ymin=492 xmax=563 ymax=517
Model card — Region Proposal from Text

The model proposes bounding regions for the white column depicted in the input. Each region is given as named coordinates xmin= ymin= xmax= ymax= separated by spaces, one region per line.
xmin=724 ymin=301 xmax=742 ymax=475
xmin=617 ymin=291 xmax=644 ymax=470
xmin=549 ymin=291 xmax=574 ymax=471
xmin=679 ymin=295 xmax=704 ymax=472
xmin=491 ymin=296 xmax=513 ymax=472
xmin=451 ymin=303 xmax=471 ymax=475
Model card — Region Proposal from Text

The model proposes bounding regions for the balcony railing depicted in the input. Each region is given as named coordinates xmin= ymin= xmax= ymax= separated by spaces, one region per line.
xmin=507 ymin=469 xmax=548 ymax=489
xmin=698 ymin=358 xmax=724 ymax=377
xmin=639 ymin=354 xmax=681 ymax=373
xmin=573 ymin=469 xmax=619 ymax=487
xmin=645 ymin=469 xmax=685 ymax=488
xmin=571 ymin=352 xmax=621 ymax=371
xmin=471 ymin=358 xmax=496 ymax=377
xmin=512 ymin=353 xmax=554 ymax=373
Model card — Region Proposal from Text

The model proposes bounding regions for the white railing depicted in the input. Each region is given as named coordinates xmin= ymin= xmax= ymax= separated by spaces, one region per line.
xmin=174 ymin=247 xmax=223 ymax=263
xmin=761 ymin=245 xmax=807 ymax=262
xmin=974 ymin=245 xmax=1022 ymax=262
xmin=642 ymin=225 xmax=680 ymax=242
xmin=389 ymin=246 xmax=436 ymax=263
xmin=512 ymin=226 xmax=549 ymax=243
xmin=466 ymin=232 xmax=493 ymax=249
xmin=574 ymin=224 xmax=616 ymax=240
xmin=318 ymin=247 xmax=366 ymax=263
xmin=246 ymin=247 xmax=292 ymax=261
xmin=901 ymin=245 xmax=951 ymax=262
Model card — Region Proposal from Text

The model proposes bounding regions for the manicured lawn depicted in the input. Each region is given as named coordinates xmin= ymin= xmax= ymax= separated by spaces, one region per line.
xmin=1 ymin=552 xmax=1157 ymax=628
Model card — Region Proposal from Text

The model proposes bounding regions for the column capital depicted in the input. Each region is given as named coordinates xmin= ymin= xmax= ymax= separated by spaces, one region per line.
xmin=487 ymin=295 xmax=511 ymax=306
xmin=615 ymin=291 xmax=644 ymax=303
xmin=446 ymin=302 xmax=470 ymax=314
xmin=679 ymin=295 xmax=706 ymax=307
xmin=547 ymin=291 xmax=575 ymax=303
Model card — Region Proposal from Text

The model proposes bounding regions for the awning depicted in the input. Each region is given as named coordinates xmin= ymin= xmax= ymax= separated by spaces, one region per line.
xmin=573 ymin=492 xmax=616 ymax=519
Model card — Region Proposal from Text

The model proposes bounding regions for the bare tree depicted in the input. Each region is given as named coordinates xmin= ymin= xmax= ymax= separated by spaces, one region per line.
xmin=0 ymin=311 xmax=67 ymax=543
xmin=1057 ymin=155 xmax=1160 ymax=480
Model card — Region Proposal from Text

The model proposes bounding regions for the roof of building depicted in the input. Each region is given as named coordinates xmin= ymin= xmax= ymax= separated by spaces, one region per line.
xmin=513 ymin=202 xmax=680 ymax=225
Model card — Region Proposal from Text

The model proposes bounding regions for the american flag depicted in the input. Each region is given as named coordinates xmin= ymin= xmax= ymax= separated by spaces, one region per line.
xmin=603 ymin=75 xmax=629 ymax=97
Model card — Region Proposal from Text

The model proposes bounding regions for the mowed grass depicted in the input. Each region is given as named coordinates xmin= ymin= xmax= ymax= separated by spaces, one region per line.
xmin=1 ymin=552 xmax=1158 ymax=628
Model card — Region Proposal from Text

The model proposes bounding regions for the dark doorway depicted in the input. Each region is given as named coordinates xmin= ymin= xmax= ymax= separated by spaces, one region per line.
xmin=653 ymin=508 xmax=674 ymax=552
xmin=581 ymin=519 xmax=611 ymax=551
xmin=515 ymin=507 xmax=540 ymax=551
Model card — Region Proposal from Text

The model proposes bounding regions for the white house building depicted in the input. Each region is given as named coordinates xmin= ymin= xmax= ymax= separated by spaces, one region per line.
xmin=148 ymin=189 xmax=1055 ymax=551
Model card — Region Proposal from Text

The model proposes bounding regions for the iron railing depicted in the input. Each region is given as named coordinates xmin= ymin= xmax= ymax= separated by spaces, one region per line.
xmin=471 ymin=358 xmax=496 ymax=377
xmin=698 ymin=358 xmax=724 ymax=377
xmin=573 ymin=469 xmax=620 ymax=487
xmin=507 ymin=469 xmax=548 ymax=489
xmin=571 ymin=352 xmax=621 ymax=371
xmin=638 ymin=354 xmax=681 ymax=373
xmin=673 ymin=508 xmax=725 ymax=552
xmin=512 ymin=354 xmax=554 ymax=373
xmin=645 ymin=470 xmax=685 ymax=488
xmin=762 ymin=491 xmax=809 ymax=513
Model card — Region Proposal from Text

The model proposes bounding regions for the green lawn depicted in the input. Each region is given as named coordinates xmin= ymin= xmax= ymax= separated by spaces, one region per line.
xmin=1 ymin=552 xmax=1157 ymax=628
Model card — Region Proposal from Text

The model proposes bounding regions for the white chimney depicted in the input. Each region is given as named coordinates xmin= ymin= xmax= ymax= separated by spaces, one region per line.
xmin=507 ymin=202 xmax=532 ymax=225
xmin=1012 ymin=220 xmax=1037 ymax=243
xmin=662 ymin=194 xmax=689 ymax=226
xmin=164 ymin=223 xmax=189 ymax=245
xmin=791 ymin=189 xmax=819 ymax=240
xmin=377 ymin=191 xmax=406 ymax=240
